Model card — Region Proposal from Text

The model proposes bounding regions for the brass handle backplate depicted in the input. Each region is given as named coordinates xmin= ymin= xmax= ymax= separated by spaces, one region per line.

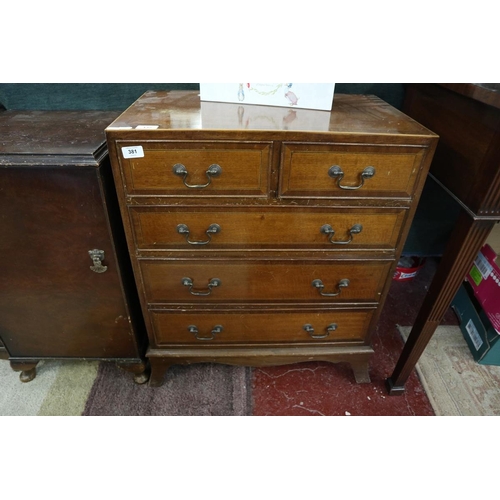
xmin=320 ymin=223 xmax=363 ymax=245
xmin=177 ymin=223 xmax=221 ymax=245
xmin=173 ymin=163 xmax=222 ymax=189
xmin=303 ymin=323 xmax=338 ymax=339
xmin=188 ymin=324 xmax=223 ymax=341
xmin=312 ymin=278 xmax=350 ymax=297
xmin=328 ymin=165 xmax=375 ymax=190
xmin=88 ymin=249 xmax=107 ymax=273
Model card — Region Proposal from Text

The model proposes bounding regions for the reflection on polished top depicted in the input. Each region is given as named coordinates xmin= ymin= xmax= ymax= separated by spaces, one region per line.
xmin=107 ymin=90 xmax=436 ymax=138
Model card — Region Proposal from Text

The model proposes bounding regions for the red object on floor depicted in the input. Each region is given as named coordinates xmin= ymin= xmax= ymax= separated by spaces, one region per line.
xmin=251 ymin=257 xmax=457 ymax=416
xmin=393 ymin=256 xmax=426 ymax=281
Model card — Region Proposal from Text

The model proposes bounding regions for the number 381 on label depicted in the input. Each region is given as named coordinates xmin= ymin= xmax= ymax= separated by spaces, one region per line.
xmin=121 ymin=145 xmax=144 ymax=159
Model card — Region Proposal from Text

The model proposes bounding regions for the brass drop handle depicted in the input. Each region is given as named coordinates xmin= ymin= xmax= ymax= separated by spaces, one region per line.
xmin=303 ymin=323 xmax=338 ymax=339
xmin=88 ymin=249 xmax=107 ymax=273
xmin=181 ymin=277 xmax=221 ymax=296
xmin=172 ymin=163 xmax=222 ymax=189
xmin=328 ymin=165 xmax=375 ymax=190
xmin=188 ymin=324 xmax=223 ymax=341
xmin=320 ymin=224 xmax=363 ymax=245
xmin=177 ymin=223 xmax=221 ymax=245
xmin=312 ymin=278 xmax=350 ymax=297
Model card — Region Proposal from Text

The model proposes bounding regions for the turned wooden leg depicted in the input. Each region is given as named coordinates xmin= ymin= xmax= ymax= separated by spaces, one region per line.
xmin=117 ymin=361 xmax=150 ymax=385
xmin=10 ymin=361 xmax=39 ymax=383
xmin=386 ymin=210 xmax=495 ymax=395
xmin=149 ymin=359 xmax=174 ymax=387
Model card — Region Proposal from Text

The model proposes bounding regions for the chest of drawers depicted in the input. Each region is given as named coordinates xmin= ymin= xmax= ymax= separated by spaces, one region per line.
xmin=106 ymin=91 xmax=438 ymax=386
xmin=0 ymin=111 xmax=148 ymax=383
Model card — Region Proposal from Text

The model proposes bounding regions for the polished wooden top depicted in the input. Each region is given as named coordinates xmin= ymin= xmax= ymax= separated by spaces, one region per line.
xmin=106 ymin=91 xmax=437 ymax=140
xmin=0 ymin=110 xmax=119 ymax=160
xmin=438 ymin=83 xmax=500 ymax=110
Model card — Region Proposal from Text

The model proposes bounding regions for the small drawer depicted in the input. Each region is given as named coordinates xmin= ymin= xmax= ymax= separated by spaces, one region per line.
xmin=140 ymin=259 xmax=392 ymax=304
xmin=150 ymin=308 xmax=375 ymax=345
xmin=280 ymin=143 xmax=425 ymax=199
xmin=131 ymin=207 xmax=406 ymax=251
xmin=117 ymin=141 xmax=272 ymax=197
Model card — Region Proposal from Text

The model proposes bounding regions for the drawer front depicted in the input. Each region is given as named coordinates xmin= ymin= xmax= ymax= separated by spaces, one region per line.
xmin=150 ymin=308 xmax=375 ymax=345
xmin=117 ymin=141 xmax=272 ymax=197
xmin=131 ymin=207 xmax=406 ymax=251
xmin=140 ymin=260 xmax=392 ymax=303
xmin=280 ymin=143 xmax=425 ymax=199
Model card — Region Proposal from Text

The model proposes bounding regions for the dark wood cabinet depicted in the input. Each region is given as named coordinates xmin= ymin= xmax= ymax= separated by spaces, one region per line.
xmin=387 ymin=83 xmax=500 ymax=394
xmin=0 ymin=111 xmax=148 ymax=383
xmin=106 ymin=91 xmax=438 ymax=386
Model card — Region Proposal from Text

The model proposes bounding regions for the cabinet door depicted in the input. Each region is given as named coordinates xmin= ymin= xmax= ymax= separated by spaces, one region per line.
xmin=0 ymin=165 xmax=141 ymax=359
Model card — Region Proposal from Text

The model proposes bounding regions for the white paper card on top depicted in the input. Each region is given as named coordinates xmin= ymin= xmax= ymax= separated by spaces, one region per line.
xmin=200 ymin=83 xmax=335 ymax=111
xmin=122 ymin=145 xmax=144 ymax=159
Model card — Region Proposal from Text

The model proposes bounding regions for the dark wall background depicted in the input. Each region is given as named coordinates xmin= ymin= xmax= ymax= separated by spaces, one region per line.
xmin=0 ymin=83 xmax=455 ymax=256
xmin=0 ymin=83 xmax=405 ymax=111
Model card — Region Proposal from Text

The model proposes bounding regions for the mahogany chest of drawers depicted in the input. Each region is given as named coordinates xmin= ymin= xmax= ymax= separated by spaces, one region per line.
xmin=105 ymin=91 xmax=438 ymax=386
xmin=0 ymin=111 xmax=148 ymax=383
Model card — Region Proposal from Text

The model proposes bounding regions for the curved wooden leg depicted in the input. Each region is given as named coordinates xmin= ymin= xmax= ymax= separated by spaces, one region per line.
xmin=10 ymin=361 xmax=39 ymax=383
xmin=117 ymin=361 xmax=150 ymax=384
xmin=149 ymin=359 xmax=174 ymax=387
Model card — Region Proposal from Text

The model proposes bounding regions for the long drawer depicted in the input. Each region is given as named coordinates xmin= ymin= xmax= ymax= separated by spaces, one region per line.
xmin=280 ymin=143 xmax=425 ymax=199
xmin=150 ymin=308 xmax=375 ymax=345
xmin=140 ymin=259 xmax=392 ymax=303
xmin=116 ymin=141 xmax=272 ymax=197
xmin=130 ymin=207 xmax=406 ymax=251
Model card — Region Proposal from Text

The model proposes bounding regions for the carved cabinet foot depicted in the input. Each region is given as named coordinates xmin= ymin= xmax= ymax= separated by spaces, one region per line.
xmin=149 ymin=359 xmax=174 ymax=387
xmin=10 ymin=361 xmax=39 ymax=383
xmin=116 ymin=361 xmax=150 ymax=385
xmin=350 ymin=360 xmax=371 ymax=384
